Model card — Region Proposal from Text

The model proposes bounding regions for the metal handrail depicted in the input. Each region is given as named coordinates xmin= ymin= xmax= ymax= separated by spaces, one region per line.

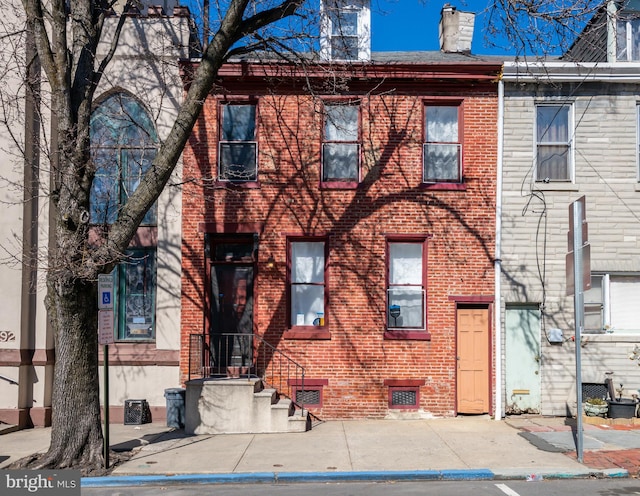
xmin=0 ymin=374 xmax=18 ymax=385
xmin=188 ymin=332 xmax=306 ymax=415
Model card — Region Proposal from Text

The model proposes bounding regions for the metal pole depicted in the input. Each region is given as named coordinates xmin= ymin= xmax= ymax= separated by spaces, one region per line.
xmin=572 ymin=200 xmax=584 ymax=463
xmin=104 ymin=344 xmax=110 ymax=469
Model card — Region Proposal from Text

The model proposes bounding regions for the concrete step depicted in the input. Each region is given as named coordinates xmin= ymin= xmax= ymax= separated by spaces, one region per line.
xmin=185 ymin=378 xmax=311 ymax=434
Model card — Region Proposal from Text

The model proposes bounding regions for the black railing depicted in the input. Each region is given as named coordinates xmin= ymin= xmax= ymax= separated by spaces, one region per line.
xmin=188 ymin=333 xmax=306 ymax=414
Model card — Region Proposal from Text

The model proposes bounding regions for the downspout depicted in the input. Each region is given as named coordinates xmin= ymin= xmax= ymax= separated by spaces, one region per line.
xmin=494 ymin=76 xmax=504 ymax=420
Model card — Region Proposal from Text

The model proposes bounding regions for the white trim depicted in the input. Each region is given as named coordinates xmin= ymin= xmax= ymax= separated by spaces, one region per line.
xmin=495 ymin=79 xmax=504 ymax=421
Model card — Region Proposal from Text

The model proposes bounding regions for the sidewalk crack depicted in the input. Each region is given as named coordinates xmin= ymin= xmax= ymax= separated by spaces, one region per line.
xmin=234 ymin=434 xmax=255 ymax=472
xmin=341 ymin=422 xmax=354 ymax=470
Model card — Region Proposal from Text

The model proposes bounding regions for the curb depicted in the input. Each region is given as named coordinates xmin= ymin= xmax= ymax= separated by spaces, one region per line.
xmin=81 ymin=467 xmax=628 ymax=487
xmin=492 ymin=468 xmax=629 ymax=480
xmin=81 ymin=470 xmax=492 ymax=487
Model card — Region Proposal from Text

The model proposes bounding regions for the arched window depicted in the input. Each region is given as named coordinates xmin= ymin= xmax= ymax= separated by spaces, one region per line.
xmin=90 ymin=93 xmax=158 ymax=341
xmin=90 ymin=92 xmax=158 ymax=225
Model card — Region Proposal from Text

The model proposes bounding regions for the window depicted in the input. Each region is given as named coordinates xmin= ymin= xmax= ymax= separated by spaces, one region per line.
xmin=536 ymin=104 xmax=571 ymax=182
xmin=289 ymin=240 xmax=326 ymax=327
xmin=90 ymin=93 xmax=158 ymax=225
xmin=637 ymin=105 xmax=640 ymax=178
xmin=90 ymin=92 xmax=158 ymax=341
xmin=584 ymin=274 xmax=640 ymax=334
xmin=116 ymin=249 xmax=156 ymax=340
xmin=329 ymin=7 xmax=359 ymax=60
xmin=322 ymin=103 xmax=359 ymax=184
xmin=387 ymin=240 xmax=426 ymax=331
xmin=219 ymin=103 xmax=257 ymax=182
xmin=617 ymin=15 xmax=640 ymax=61
xmin=423 ymin=104 xmax=462 ymax=183
xmin=584 ymin=275 xmax=603 ymax=332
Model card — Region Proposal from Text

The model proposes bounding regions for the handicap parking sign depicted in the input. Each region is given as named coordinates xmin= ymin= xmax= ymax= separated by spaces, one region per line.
xmin=98 ymin=273 xmax=114 ymax=309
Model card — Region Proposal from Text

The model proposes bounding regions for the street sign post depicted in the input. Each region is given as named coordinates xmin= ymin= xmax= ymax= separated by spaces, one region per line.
xmin=567 ymin=196 xmax=589 ymax=464
xmin=97 ymin=273 xmax=114 ymax=469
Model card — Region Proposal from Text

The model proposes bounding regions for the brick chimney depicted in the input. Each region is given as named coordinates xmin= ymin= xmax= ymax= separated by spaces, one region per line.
xmin=439 ymin=4 xmax=475 ymax=53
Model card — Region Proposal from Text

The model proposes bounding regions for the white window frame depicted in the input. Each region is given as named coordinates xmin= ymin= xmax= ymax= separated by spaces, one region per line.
xmin=616 ymin=17 xmax=640 ymax=61
xmin=289 ymin=240 xmax=327 ymax=328
xmin=637 ymin=104 xmax=640 ymax=181
xmin=534 ymin=103 xmax=573 ymax=183
xmin=423 ymin=103 xmax=463 ymax=183
xmin=584 ymin=273 xmax=640 ymax=335
xmin=319 ymin=0 xmax=371 ymax=61
xmin=386 ymin=240 xmax=427 ymax=331
xmin=322 ymin=103 xmax=360 ymax=183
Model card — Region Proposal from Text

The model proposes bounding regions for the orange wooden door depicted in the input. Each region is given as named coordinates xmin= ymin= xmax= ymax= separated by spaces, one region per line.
xmin=456 ymin=307 xmax=490 ymax=414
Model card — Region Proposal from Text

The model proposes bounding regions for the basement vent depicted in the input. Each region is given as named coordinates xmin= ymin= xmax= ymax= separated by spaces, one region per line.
xmin=389 ymin=387 xmax=419 ymax=409
xmin=295 ymin=389 xmax=321 ymax=406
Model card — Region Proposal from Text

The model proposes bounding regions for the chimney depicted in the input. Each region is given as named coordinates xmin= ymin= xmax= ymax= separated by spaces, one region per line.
xmin=439 ymin=5 xmax=475 ymax=53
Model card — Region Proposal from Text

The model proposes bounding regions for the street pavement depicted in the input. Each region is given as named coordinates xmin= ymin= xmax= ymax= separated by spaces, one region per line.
xmin=0 ymin=415 xmax=637 ymax=488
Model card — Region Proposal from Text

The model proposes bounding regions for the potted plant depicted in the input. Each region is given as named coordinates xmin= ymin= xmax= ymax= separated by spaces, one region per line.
xmin=583 ymin=397 xmax=608 ymax=417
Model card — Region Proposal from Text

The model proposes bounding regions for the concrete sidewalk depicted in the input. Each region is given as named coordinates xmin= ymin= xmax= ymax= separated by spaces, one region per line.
xmin=0 ymin=416 xmax=635 ymax=487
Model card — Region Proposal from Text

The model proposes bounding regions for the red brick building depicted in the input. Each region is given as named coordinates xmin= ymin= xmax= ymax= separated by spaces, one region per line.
xmin=182 ymin=57 xmax=500 ymax=418
xmin=180 ymin=6 xmax=501 ymax=420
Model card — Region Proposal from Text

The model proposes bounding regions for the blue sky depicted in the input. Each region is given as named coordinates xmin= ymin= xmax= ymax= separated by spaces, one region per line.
xmin=370 ymin=0 xmax=510 ymax=54
xmin=184 ymin=0 xmax=531 ymax=56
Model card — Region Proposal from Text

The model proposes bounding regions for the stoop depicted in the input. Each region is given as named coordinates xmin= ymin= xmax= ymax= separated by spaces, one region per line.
xmin=184 ymin=377 xmax=310 ymax=435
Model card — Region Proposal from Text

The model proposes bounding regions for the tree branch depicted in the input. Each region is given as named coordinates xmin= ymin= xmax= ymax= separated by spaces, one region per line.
xmin=92 ymin=1 xmax=129 ymax=89
xmin=21 ymin=0 xmax=59 ymax=91
xmin=94 ymin=0 xmax=305 ymax=264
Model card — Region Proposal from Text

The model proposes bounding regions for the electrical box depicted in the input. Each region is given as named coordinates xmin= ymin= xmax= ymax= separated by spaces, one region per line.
xmin=547 ymin=328 xmax=564 ymax=343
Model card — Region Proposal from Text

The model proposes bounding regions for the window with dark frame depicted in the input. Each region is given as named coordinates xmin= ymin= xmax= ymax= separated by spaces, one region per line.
xmin=90 ymin=93 xmax=158 ymax=225
xmin=536 ymin=104 xmax=571 ymax=182
xmin=322 ymin=103 xmax=360 ymax=183
xmin=90 ymin=92 xmax=158 ymax=341
xmin=289 ymin=240 xmax=327 ymax=328
xmin=219 ymin=103 xmax=257 ymax=182
xmin=387 ymin=239 xmax=426 ymax=331
xmin=117 ymin=248 xmax=156 ymax=340
xmin=423 ymin=104 xmax=462 ymax=183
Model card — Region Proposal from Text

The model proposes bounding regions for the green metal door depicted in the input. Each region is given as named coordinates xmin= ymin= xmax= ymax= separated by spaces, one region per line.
xmin=505 ymin=305 xmax=541 ymax=414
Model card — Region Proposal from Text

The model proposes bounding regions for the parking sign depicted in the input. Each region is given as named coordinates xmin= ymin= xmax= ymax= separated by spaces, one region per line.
xmin=98 ymin=273 xmax=114 ymax=310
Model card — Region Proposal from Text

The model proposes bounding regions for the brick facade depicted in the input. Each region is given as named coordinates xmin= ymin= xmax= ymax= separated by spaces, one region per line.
xmin=181 ymin=62 xmax=500 ymax=419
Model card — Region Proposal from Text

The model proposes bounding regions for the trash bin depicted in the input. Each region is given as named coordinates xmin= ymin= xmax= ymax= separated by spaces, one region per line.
xmin=164 ymin=388 xmax=185 ymax=429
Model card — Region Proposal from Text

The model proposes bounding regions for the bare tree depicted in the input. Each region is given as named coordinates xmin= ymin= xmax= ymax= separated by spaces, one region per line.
xmin=484 ymin=0 xmax=602 ymax=56
xmin=6 ymin=0 xmax=307 ymax=472
xmin=3 ymin=0 xmax=610 ymax=473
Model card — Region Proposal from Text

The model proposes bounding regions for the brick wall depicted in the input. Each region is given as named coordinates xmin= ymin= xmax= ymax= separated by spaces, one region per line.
xmin=181 ymin=76 xmax=498 ymax=419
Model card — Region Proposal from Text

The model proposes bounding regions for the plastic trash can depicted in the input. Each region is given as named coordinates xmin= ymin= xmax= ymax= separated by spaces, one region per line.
xmin=164 ymin=388 xmax=186 ymax=428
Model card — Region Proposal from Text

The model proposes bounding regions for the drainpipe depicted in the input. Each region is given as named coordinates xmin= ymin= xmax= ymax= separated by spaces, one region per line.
xmin=494 ymin=77 xmax=504 ymax=420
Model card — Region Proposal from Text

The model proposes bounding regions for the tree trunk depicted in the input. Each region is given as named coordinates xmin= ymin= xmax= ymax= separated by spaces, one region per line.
xmin=38 ymin=269 xmax=103 ymax=469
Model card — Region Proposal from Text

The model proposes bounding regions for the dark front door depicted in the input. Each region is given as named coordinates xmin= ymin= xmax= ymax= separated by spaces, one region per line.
xmin=208 ymin=235 xmax=256 ymax=376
